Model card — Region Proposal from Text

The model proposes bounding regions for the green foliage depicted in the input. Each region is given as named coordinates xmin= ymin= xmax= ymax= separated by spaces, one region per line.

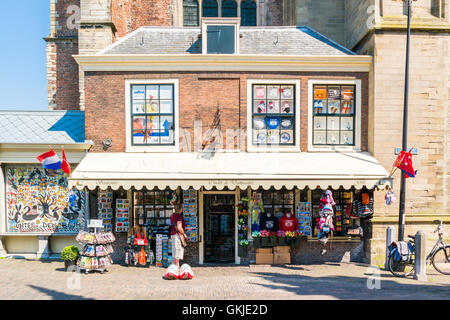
xmin=60 ymin=245 xmax=79 ymax=261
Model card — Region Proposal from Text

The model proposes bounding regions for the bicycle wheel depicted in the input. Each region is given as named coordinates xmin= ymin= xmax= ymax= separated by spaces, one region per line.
xmin=431 ymin=245 xmax=450 ymax=275
xmin=388 ymin=254 xmax=415 ymax=277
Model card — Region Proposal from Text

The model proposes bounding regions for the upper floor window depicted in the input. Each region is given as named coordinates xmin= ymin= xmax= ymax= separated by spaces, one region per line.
xmin=308 ymin=80 xmax=361 ymax=152
xmin=241 ymin=0 xmax=257 ymax=26
xmin=203 ymin=0 xmax=219 ymax=17
xmin=183 ymin=0 xmax=199 ymax=26
xmin=131 ymin=84 xmax=175 ymax=146
xmin=222 ymin=0 xmax=238 ymax=17
xmin=312 ymin=84 xmax=356 ymax=146
xmin=247 ymin=80 xmax=301 ymax=152
xmin=202 ymin=18 xmax=240 ymax=54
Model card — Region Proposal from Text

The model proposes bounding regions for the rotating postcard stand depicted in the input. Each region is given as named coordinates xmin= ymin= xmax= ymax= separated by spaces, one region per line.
xmin=76 ymin=219 xmax=115 ymax=274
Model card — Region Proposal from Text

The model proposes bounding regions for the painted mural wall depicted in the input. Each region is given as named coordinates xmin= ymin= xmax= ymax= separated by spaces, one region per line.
xmin=5 ymin=165 xmax=87 ymax=233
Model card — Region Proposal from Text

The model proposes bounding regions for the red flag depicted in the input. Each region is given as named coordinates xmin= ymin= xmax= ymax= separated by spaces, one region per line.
xmin=394 ymin=150 xmax=416 ymax=178
xmin=61 ymin=149 xmax=71 ymax=175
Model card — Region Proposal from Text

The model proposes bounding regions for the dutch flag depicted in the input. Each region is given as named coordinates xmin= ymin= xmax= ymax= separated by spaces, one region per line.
xmin=37 ymin=149 xmax=62 ymax=171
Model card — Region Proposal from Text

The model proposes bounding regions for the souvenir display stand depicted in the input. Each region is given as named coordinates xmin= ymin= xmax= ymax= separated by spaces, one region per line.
xmin=124 ymin=226 xmax=154 ymax=267
xmin=296 ymin=202 xmax=312 ymax=237
xmin=76 ymin=222 xmax=115 ymax=274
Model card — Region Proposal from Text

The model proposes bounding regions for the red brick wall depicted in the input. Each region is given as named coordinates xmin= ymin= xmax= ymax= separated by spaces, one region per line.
xmin=112 ymin=0 xmax=172 ymax=39
xmin=84 ymin=71 xmax=368 ymax=153
xmin=47 ymin=0 xmax=80 ymax=110
xmin=54 ymin=41 xmax=80 ymax=110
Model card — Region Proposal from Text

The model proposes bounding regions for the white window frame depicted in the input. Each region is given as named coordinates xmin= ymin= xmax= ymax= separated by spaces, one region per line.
xmin=308 ymin=79 xmax=362 ymax=152
xmin=201 ymin=17 xmax=240 ymax=54
xmin=247 ymin=79 xmax=301 ymax=153
xmin=125 ymin=79 xmax=180 ymax=153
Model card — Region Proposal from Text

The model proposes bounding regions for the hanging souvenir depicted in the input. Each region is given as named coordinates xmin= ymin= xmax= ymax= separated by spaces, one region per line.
xmin=267 ymin=101 xmax=280 ymax=113
xmin=385 ymin=189 xmax=396 ymax=205
xmin=253 ymin=118 xmax=265 ymax=129
xmin=328 ymin=87 xmax=340 ymax=100
xmin=265 ymin=117 xmax=280 ymax=129
xmin=328 ymin=100 xmax=340 ymax=114
xmin=281 ymin=86 xmax=293 ymax=99
xmin=256 ymin=101 xmax=266 ymax=114
xmin=341 ymin=101 xmax=353 ymax=114
xmin=342 ymin=87 xmax=354 ymax=100
xmin=280 ymin=132 xmax=291 ymax=144
xmin=267 ymin=130 xmax=280 ymax=144
xmin=313 ymin=100 xmax=324 ymax=114
xmin=281 ymin=101 xmax=292 ymax=113
xmin=256 ymin=133 xmax=267 ymax=144
xmin=267 ymin=86 xmax=279 ymax=99
xmin=314 ymin=87 xmax=327 ymax=100
xmin=281 ymin=118 xmax=292 ymax=129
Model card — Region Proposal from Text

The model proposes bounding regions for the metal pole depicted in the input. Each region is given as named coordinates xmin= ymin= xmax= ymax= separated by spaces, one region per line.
xmin=398 ymin=0 xmax=412 ymax=241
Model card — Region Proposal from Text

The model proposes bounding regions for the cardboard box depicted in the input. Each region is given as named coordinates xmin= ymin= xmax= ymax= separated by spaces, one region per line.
xmin=274 ymin=253 xmax=291 ymax=265
xmin=255 ymin=253 xmax=274 ymax=265
xmin=256 ymin=247 xmax=273 ymax=254
xmin=274 ymin=246 xmax=290 ymax=253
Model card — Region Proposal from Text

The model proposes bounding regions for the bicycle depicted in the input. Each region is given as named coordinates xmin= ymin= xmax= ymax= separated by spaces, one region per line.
xmin=388 ymin=220 xmax=450 ymax=277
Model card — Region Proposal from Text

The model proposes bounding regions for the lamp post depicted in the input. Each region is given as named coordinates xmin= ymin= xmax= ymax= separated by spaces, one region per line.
xmin=398 ymin=0 xmax=415 ymax=241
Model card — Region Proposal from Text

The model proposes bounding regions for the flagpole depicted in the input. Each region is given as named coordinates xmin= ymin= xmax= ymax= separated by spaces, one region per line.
xmin=398 ymin=0 xmax=413 ymax=242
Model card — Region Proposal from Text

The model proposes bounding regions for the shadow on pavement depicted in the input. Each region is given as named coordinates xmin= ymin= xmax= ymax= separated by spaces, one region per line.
xmin=28 ymin=285 xmax=94 ymax=300
xmin=250 ymin=271 xmax=450 ymax=300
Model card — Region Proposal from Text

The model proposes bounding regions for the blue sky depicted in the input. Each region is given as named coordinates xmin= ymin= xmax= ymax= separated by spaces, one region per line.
xmin=0 ymin=1 xmax=50 ymax=110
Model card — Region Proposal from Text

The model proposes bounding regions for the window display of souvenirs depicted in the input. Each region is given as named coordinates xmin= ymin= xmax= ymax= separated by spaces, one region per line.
xmin=313 ymin=84 xmax=356 ymax=146
xmin=252 ymin=84 xmax=295 ymax=146
xmin=131 ymin=84 xmax=175 ymax=146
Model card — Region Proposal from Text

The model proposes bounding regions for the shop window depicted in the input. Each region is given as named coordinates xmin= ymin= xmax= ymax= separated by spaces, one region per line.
xmin=241 ymin=0 xmax=257 ymax=26
xmin=311 ymin=189 xmax=361 ymax=237
xmin=130 ymin=84 xmax=175 ymax=146
xmin=133 ymin=190 xmax=174 ymax=227
xmin=222 ymin=0 xmax=238 ymax=17
xmin=312 ymin=84 xmax=356 ymax=146
xmin=251 ymin=83 xmax=296 ymax=146
xmin=183 ymin=0 xmax=199 ymax=26
xmin=202 ymin=0 xmax=219 ymax=17
xmin=259 ymin=189 xmax=295 ymax=221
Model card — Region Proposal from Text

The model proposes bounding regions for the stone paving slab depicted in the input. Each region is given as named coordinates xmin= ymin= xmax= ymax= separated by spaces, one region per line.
xmin=0 ymin=259 xmax=448 ymax=300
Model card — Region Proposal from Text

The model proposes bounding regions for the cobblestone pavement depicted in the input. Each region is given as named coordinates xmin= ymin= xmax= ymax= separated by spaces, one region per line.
xmin=0 ymin=259 xmax=448 ymax=300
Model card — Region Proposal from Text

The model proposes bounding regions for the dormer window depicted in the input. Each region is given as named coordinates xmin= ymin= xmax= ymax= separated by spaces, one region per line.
xmin=201 ymin=18 xmax=240 ymax=54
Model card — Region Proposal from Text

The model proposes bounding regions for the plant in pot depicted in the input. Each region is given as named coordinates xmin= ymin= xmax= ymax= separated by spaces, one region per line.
xmin=61 ymin=245 xmax=79 ymax=271
xmin=252 ymin=231 xmax=261 ymax=247
xmin=238 ymin=239 xmax=249 ymax=257
xmin=285 ymin=231 xmax=296 ymax=245
xmin=276 ymin=230 xmax=286 ymax=246
xmin=269 ymin=231 xmax=277 ymax=246
xmin=260 ymin=230 xmax=272 ymax=247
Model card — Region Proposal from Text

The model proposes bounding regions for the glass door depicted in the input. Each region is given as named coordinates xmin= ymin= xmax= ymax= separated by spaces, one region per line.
xmin=204 ymin=194 xmax=235 ymax=263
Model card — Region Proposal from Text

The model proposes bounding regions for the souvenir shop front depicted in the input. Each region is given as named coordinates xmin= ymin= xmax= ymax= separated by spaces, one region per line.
xmin=69 ymin=152 xmax=391 ymax=266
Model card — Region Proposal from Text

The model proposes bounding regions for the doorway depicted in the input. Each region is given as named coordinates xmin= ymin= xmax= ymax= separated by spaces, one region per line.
xmin=203 ymin=194 xmax=235 ymax=263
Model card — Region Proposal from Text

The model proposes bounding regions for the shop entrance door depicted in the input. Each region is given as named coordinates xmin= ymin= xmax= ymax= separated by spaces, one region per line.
xmin=204 ymin=194 xmax=235 ymax=263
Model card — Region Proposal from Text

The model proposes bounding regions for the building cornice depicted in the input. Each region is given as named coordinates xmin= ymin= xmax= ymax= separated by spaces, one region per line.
xmin=74 ymin=54 xmax=373 ymax=73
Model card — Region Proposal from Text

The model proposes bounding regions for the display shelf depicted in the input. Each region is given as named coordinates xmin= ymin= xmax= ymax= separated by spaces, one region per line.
xmin=76 ymin=227 xmax=115 ymax=274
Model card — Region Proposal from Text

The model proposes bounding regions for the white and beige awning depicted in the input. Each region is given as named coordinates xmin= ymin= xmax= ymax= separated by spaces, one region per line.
xmin=68 ymin=152 xmax=392 ymax=191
